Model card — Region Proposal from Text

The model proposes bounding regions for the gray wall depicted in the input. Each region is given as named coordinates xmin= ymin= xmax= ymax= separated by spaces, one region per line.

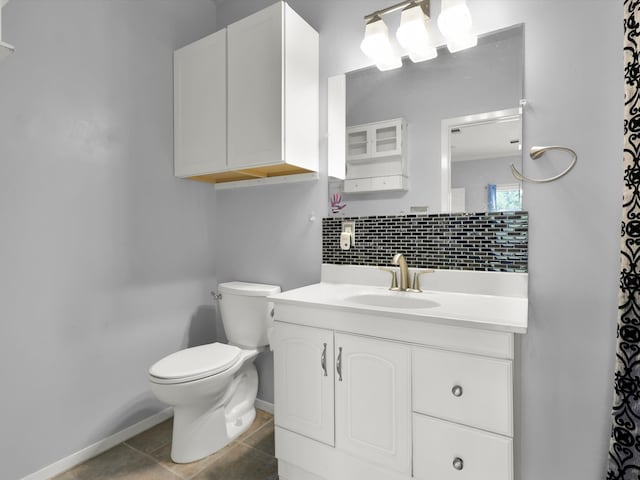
xmin=215 ymin=1 xmax=622 ymax=480
xmin=0 ymin=0 xmax=622 ymax=479
xmin=0 ymin=1 xmax=219 ymax=478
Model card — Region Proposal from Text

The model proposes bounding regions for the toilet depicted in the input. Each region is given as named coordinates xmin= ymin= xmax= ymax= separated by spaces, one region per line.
xmin=148 ymin=281 xmax=281 ymax=464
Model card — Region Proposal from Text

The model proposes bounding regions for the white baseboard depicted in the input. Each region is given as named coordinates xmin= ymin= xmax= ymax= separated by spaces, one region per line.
xmin=255 ymin=398 xmax=274 ymax=415
xmin=21 ymin=408 xmax=173 ymax=480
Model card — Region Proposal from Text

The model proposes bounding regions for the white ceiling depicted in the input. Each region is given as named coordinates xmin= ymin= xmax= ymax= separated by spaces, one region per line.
xmin=451 ymin=117 xmax=521 ymax=162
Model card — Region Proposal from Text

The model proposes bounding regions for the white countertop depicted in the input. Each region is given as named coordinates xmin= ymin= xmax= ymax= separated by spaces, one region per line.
xmin=269 ymin=281 xmax=528 ymax=334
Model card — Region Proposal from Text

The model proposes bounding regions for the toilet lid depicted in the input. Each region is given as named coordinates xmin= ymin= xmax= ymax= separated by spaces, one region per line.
xmin=149 ymin=343 xmax=241 ymax=383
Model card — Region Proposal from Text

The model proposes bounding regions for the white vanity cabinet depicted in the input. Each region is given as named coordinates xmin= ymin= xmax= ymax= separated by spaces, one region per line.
xmin=334 ymin=333 xmax=411 ymax=474
xmin=173 ymin=1 xmax=319 ymax=184
xmin=344 ymin=118 xmax=408 ymax=193
xmin=411 ymin=347 xmax=514 ymax=480
xmin=412 ymin=414 xmax=513 ymax=480
xmin=273 ymin=322 xmax=334 ymax=447
xmin=273 ymin=323 xmax=411 ymax=475
xmin=271 ymin=298 xmax=518 ymax=480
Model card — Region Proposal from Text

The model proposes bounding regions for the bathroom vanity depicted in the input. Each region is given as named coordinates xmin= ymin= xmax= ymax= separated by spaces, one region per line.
xmin=270 ymin=265 xmax=527 ymax=480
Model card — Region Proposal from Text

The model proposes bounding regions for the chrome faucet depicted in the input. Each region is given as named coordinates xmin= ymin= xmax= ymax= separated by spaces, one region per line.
xmin=392 ymin=253 xmax=410 ymax=291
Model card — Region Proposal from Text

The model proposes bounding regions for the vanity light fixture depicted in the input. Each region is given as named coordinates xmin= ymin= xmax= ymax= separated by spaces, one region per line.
xmin=0 ymin=0 xmax=15 ymax=62
xmin=437 ymin=0 xmax=478 ymax=53
xmin=361 ymin=0 xmax=477 ymax=71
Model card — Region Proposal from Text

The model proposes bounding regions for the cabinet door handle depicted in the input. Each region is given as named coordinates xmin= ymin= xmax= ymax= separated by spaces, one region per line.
xmin=321 ymin=343 xmax=327 ymax=376
xmin=451 ymin=385 xmax=463 ymax=397
xmin=337 ymin=347 xmax=343 ymax=382
xmin=452 ymin=457 xmax=464 ymax=470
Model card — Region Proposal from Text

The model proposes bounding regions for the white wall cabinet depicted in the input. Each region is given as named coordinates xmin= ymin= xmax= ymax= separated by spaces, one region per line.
xmin=344 ymin=118 xmax=407 ymax=193
xmin=174 ymin=1 xmax=319 ymax=184
xmin=272 ymin=307 xmax=515 ymax=480
xmin=174 ymin=30 xmax=227 ymax=178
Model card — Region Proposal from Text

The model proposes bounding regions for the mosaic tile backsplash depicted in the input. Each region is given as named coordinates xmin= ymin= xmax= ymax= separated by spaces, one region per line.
xmin=323 ymin=212 xmax=528 ymax=272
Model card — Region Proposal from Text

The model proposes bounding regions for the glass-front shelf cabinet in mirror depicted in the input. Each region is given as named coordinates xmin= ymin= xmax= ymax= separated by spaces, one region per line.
xmin=345 ymin=118 xmax=407 ymax=193
xmin=328 ymin=24 xmax=524 ymax=217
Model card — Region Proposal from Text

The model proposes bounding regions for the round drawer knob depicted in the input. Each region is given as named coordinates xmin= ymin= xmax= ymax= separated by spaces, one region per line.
xmin=451 ymin=385 xmax=463 ymax=397
xmin=453 ymin=457 xmax=464 ymax=470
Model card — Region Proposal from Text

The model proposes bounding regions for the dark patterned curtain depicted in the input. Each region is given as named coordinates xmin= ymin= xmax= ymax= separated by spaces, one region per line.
xmin=608 ymin=1 xmax=640 ymax=478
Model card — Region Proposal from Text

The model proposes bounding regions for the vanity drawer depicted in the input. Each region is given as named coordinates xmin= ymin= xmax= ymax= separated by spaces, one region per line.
xmin=412 ymin=347 xmax=512 ymax=436
xmin=343 ymin=175 xmax=407 ymax=193
xmin=413 ymin=413 xmax=512 ymax=480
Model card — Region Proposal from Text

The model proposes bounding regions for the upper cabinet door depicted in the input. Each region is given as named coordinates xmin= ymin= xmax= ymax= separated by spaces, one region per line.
xmin=174 ymin=29 xmax=227 ymax=177
xmin=227 ymin=2 xmax=283 ymax=169
xmin=371 ymin=119 xmax=403 ymax=158
xmin=273 ymin=322 xmax=335 ymax=447
xmin=346 ymin=126 xmax=371 ymax=161
xmin=334 ymin=333 xmax=411 ymax=475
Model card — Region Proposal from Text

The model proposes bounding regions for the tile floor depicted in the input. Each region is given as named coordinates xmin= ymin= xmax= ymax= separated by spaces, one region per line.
xmin=52 ymin=409 xmax=278 ymax=480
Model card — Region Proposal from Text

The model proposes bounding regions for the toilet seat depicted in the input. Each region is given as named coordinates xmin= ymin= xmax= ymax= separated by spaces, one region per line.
xmin=149 ymin=343 xmax=241 ymax=384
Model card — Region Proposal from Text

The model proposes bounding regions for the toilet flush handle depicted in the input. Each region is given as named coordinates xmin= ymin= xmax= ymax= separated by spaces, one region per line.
xmin=210 ymin=291 xmax=222 ymax=300
xmin=266 ymin=302 xmax=275 ymax=320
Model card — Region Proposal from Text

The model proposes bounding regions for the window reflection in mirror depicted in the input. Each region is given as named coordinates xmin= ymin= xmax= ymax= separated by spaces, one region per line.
xmin=447 ymin=110 xmax=523 ymax=213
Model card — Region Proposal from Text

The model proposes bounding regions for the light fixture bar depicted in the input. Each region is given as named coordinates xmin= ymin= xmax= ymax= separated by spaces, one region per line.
xmin=364 ymin=0 xmax=429 ymax=24
xmin=0 ymin=0 xmax=14 ymax=61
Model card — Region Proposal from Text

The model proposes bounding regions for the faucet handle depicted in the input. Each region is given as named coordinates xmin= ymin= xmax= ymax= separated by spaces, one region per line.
xmin=410 ymin=269 xmax=435 ymax=292
xmin=378 ymin=267 xmax=399 ymax=290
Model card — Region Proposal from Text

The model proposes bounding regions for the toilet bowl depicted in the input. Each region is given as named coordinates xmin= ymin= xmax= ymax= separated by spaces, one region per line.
xmin=148 ymin=281 xmax=280 ymax=464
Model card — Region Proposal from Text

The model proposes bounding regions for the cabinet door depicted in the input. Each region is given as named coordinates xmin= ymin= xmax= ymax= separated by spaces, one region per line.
xmin=174 ymin=29 xmax=227 ymax=177
xmin=371 ymin=119 xmax=402 ymax=158
xmin=227 ymin=2 xmax=283 ymax=169
xmin=273 ymin=322 xmax=334 ymax=446
xmin=334 ymin=333 xmax=411 ymax=474
xmin=346 ymin=126 xmax=371 ymax=161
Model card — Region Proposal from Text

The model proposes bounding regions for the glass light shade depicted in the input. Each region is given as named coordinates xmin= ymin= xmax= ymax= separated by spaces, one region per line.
xmin=438 ymin=0 xmax=472 ymax=35
xmin=376 ymin=56 xmax=403 ymax=71
xmin=437 ymin=0 xmax=477 ymax=53
xmin=446 ymin=31 xmax=478 ymax=53
xmin=396 ymin=5 xmax=437 ymax=63
xmin=361 ymin=17 xmax=402 ymax=71
xmin=361 ymin=18 xmax=395 ymax=61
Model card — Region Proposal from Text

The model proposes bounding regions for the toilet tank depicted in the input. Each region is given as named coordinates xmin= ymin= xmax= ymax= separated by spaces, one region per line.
xmin=217 ymin=281 xmax=281 ymax=348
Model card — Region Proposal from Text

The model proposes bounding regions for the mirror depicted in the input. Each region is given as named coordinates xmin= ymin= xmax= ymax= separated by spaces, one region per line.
xmin=328 ymin=24 xmax=524 ymax=217
xmin=443 ymin=108 xmax=523 ymax=213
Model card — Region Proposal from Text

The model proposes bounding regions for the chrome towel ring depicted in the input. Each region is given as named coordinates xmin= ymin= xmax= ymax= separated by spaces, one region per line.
xmin=511 ymin=146 xmax=577 ymax=183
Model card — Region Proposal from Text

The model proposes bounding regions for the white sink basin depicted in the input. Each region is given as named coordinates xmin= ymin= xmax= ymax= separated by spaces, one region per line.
xmin=345 ymin=293 xmax=440 ymax=309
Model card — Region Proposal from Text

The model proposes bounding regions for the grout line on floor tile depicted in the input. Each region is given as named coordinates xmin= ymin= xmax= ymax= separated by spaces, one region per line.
xmin=122 ymin=439 xmax=171 ymax=458
xmin=236 ymin=429 xmax=275 ymax=461
xmin=239 ymin=442 xmax=276 ymax=460
xmin=238 ymin=418 xmax=274 ymax=445
xmin=122 ymin=442 xmax=189 ymax=480
xmin=182 ymin=452 xmax=217 ymax=480
xmin=183 ymin=440 xmax=274 ymax=480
